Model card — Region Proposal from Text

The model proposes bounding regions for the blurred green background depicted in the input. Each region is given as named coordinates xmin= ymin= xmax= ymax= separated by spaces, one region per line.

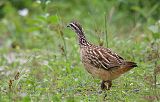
xmin=0 ymin=0 xmax=160 ymax=101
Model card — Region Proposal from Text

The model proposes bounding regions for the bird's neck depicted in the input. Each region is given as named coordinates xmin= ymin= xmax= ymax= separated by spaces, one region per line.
xmin=78 ymin=34 xmax=90 ymax=47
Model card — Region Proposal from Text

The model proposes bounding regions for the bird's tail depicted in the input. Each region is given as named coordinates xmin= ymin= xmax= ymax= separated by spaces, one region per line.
xmin=119 ymin=61 xmax=137 ymax=74
xmin=124 ymin=61 xmax=137 ymax=68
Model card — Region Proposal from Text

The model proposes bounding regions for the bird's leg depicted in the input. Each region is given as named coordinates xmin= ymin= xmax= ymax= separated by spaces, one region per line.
xmin=101 ymin=80 xmax=106 ymax=90
xmin=105 ymin=80 xmax=112 ymax=90
xmin=101 ymin=80 xmax=112 ymax=90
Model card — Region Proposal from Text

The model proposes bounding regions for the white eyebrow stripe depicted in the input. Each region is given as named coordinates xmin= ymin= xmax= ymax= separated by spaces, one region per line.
xmin=69 ymin=23 xmax=81 ymax=33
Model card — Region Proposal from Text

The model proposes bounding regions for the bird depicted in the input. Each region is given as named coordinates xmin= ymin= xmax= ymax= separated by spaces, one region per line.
xmin=67 ymin=21 xmax=137 ymax=90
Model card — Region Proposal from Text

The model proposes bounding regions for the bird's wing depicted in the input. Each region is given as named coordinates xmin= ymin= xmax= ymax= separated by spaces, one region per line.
xmin=86 ymin=46 xmax=124 ymax=70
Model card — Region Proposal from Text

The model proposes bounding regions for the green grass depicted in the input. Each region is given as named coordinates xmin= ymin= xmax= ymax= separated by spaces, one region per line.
xmin=0 ymin=0 xmax=160 ymax=101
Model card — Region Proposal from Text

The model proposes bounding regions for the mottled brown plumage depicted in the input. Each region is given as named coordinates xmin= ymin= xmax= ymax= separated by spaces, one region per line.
xmin=67 ymin=21 xmax=137 ymax=90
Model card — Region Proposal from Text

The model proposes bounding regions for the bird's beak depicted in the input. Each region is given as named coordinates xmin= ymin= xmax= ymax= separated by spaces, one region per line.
xmin=67 ymin=24 xmax=70 ymax=28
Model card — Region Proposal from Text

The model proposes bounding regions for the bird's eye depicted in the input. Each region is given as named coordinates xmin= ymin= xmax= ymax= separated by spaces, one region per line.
xmin=81 ymin=39 xmax=85 ymax=44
